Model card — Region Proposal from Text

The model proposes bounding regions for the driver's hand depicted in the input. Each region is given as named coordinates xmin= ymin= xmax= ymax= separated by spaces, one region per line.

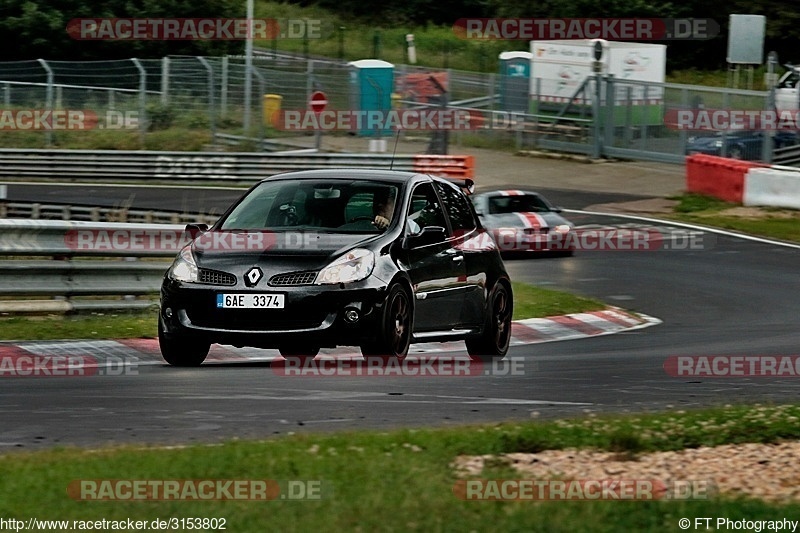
xmin=373 ymin=215 xmax=390 ymax=229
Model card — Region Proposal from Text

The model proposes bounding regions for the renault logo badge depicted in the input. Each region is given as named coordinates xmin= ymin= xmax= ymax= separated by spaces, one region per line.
xmin=244 ymin=267 xmax=263 ymax=287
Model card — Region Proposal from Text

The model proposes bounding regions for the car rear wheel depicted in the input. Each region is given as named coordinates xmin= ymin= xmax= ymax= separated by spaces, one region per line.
xmin=159 ymin=319 xmax=210 ymax=367
xmin=466 ymin=282 xmax=512 ymax=361
xmin=360 ymin=284 xmax=412 ymax=362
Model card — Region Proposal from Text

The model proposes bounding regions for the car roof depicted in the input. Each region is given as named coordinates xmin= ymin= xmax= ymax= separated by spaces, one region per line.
xmin=260 ymin=169 xmax=425 ymax=185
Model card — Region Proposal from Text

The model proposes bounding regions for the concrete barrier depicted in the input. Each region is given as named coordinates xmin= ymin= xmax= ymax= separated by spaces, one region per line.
xmin=744 ymin=166 xmax=800 ymax=209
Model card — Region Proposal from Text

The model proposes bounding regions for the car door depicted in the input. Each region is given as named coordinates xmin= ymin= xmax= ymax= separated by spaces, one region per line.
xmin=433 ymin=180 xmax=486 ymax=328
xmin=402 ymin=181 xmax=466 ymax=332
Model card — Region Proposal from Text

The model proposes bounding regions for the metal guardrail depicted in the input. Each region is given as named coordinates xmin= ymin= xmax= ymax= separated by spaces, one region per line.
xmin=0 ymin=149 xmax=421 ymax=181
xmin=773 ymin=144 xmax=800 ymax=167
xmin=0 ymin=202 xmax=219 ymax=225
xmin=0 ymin=219 xmax=186 ymax=312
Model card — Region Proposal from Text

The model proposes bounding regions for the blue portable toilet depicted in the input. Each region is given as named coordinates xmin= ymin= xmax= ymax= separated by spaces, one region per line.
xmin=348 ymin=59 xmax=394 ymax=137
xmin=499 ymin=52 xmax=532 ymax=113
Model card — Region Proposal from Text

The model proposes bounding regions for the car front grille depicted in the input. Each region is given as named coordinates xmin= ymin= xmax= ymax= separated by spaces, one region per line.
xmin=199 ymin=268 xmax=237 ymax=286
xmin=269 ymin=271 xmax=317 ymax=286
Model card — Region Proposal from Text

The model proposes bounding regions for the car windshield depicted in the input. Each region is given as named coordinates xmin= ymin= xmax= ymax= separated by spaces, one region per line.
xmin=219 ymin=179 xmax=400 ymax=233
xmin=488 ymin=194 xmax=551 ymax=214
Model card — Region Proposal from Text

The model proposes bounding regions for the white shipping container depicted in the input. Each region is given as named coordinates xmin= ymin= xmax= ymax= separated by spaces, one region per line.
xmin=530 ymin=40 xmax=667 ymax=105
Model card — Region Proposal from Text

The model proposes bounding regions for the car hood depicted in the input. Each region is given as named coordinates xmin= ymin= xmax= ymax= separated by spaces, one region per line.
xmin=480 ymin=212 xmax=571 ymax=230
xmin=191 ymin=230 xmax=381 ymax=275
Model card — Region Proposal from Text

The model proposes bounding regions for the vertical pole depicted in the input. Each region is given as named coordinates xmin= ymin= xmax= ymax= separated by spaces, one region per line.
xmin=604 ymin=75 xmax=614 ymax=150
xmin=252 ymin=67 xmax=266 ymax=150
xmin=243 ymin=0 xmax=254 ymax=132
xmin=197 ymin=57 xmax=216 ymax=149
xmin=679 ymin=87 xmax=688 ymax=155
xmin=131 ymin=58 xmax=147 ymax=146
xmin=763 ymin=52 xmax=778 ymax=163
xmin=160 ymin=56 xmax=169 ymax=105
xmin=592 ymin=73 xmax=601 ymax=158
xmin=221 ymin=56 xmax=228 ymax=116
xmin=37 ymin=59 xmax=54 ymax=146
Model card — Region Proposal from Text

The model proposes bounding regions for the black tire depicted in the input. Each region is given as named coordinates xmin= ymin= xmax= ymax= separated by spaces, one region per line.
xmin=466 ymin=282 xmax=513 ymax=361
xmin=158 ymin=318 xmax=210 ymax=367
xmin=360 ymin=284 xmax=412 ymax=361
xmin=279 ymin=346 xmax=320 ymax=363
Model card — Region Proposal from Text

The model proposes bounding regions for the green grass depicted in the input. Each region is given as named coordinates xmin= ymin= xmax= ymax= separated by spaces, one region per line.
xmin=512 ymin=282 xmax=605 ymax=320
xmin=0 ymin=310 xmax=158 ymax=341
xmin=2 ymin=404 xmax=800 ymax=530
xmin=668 ymin=193 xmax=800 ymax=243
xmin=0 ymin=283 xmax=605 ymax=341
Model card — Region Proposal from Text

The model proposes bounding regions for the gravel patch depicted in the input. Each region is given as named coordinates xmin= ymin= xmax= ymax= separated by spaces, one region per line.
xmin=453 ymin=441 xmax=800 ymax=502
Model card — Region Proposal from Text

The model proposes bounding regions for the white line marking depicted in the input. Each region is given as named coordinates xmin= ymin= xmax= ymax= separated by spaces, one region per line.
xmin=566 ymin=209 xmax=800 ymax=250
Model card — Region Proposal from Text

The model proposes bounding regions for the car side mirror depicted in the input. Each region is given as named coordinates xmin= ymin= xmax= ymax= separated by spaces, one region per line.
xmin=404 ymin=226 xmax=446 ymax=248
xmin=185 ymin=223 xmax=209 ymax=240
xmin=552 ymin=206 xmax=564 ymax=213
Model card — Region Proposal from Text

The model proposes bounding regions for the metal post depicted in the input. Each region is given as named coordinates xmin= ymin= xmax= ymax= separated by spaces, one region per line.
xmin=197 ymin=57 xmax=216 ymax=148
xmin=243 ymin=0 xmax=254 ymax=132
xmin=108 ymin=89 xmax=115 ymax=110
xmin=221 ymin=56 xmax=228 ymax=116
xmin=720 ymin=91 xmax=730 ymax=157
xmin=131 ymin=58 xmax=147 ymax=146
xmin=37 ymin=59 xmax=54 ymax=146
xmin=640 ymin=83 xmax=649 ymax=151
xmin=604 ymin=75 xmax=614 ymax=149
xmin=3 ymin=83 xmax=9 ymax=106
xmin=533 ymin=77 xmax=540 ymax=149
xmin=624 ymin=86 xmax=633 ymax=146
xmin=679 ymin=87 xmax=688 ymax=154
xmin=762 ymin=51 xmax=778 ymax=164
xmin=592 ymin=73 xmax=601 ymax=158
xmin=252 ymin=67 xmax=266 ymax=150
xmin=160 ymin=56 xmax=169 ymax=105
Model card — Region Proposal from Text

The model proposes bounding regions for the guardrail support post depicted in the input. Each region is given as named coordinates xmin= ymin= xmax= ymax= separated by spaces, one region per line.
xmin=37 ymin=59 xmax=54 ymax=146
xmin=591 ymin=74 xmax=601 ymax=159
xmin=197 ymin=57 xmax=216 ymax=148
xmin=131 ymin=58 xmax=147 ymax=146
xmin=221 ymin=56 xmax=229 ymax=116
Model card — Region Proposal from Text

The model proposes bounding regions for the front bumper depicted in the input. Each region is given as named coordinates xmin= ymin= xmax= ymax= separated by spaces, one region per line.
xmin=160 ymin=277 xmax=388 ymax=349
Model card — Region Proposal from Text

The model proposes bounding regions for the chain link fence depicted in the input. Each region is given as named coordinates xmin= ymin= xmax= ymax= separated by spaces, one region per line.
xmin=0 ymin=54 xmax=789 ymax=164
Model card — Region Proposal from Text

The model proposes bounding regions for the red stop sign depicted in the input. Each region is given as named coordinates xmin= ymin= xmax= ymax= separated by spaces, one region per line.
xmin=309 ymin=91 xmax=328 ymax=113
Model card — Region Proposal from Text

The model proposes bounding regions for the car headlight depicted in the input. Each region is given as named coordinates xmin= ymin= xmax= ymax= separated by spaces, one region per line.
xmin=169 ymin=246 xmax=199 ymax=282
xmin=714 ymin=139 xmax=723 ymax=148
xmin=553 ymin=224 xmax=571 ymax=233
xmin=316 ymin=248 xmax=375 ymax=285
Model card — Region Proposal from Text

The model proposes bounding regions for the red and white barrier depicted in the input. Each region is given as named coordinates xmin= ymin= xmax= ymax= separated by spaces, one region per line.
xmin=685 ymin=154 xmax=765 ymax=203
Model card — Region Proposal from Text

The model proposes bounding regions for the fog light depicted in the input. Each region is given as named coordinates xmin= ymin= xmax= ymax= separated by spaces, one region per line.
xmin=344 ymin=309 xmax=360 ymax=323
xmin=164 ymin=307 xmax=173 ymax=318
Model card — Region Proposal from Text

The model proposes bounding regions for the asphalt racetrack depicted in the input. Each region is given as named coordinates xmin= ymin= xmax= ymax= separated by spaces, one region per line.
xmin=2 ymin=183 xmax=799 ymax=450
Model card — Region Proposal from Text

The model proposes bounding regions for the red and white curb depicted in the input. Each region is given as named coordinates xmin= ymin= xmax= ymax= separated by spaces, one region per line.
xmin=0 ymin=308 xmax=659 ymax=366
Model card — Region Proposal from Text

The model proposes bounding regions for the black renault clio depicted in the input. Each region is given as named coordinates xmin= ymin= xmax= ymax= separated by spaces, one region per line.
xmin=159 ymin=169 xmax=512 ymax=366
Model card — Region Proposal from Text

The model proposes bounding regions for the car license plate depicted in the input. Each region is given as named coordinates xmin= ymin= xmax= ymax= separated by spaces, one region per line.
xmin=216 ymin=293 xmax=285 ymax=309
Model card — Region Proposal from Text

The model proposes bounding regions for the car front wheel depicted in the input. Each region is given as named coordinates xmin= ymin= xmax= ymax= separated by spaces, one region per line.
xmin=466 ymin=282 xmax=512 ymax=361
xmin=159 ymin=318 xmax=210 ymax=367
xmin=360 ymin=284 xmax=412 ymax=362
